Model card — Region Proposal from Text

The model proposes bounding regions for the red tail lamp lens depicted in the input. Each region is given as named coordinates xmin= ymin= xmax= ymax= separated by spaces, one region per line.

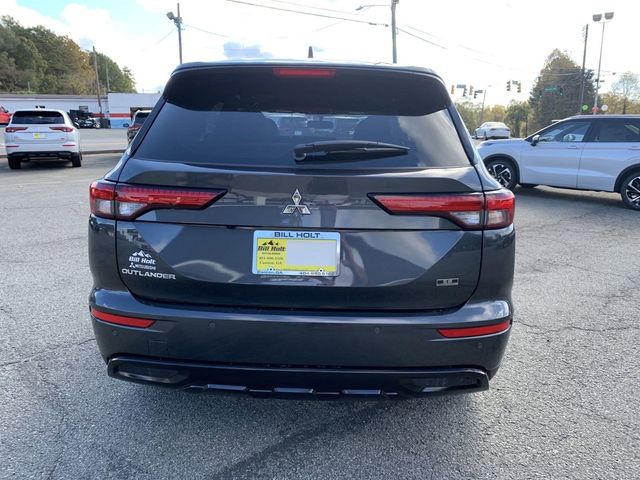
xmin=438 ymin=320 xmax=511 ymax=338
xmin=90 ymin=308 xmax=155 ymax=328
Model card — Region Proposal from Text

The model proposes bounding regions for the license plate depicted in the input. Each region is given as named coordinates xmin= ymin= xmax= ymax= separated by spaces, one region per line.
xmin=32 ymin=133 xmax=45 ymax=139
xmin=252 ymin=230 xmax=340 ymax=276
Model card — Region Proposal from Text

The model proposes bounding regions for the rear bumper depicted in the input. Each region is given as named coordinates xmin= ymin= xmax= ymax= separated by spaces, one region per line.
xmin=8 ymin=149 xmax=78 ymax=159
xmin=90 ymin=289 xmax=512 ymax=395
xmin=108 ymin=355 xmax=490 ymax=397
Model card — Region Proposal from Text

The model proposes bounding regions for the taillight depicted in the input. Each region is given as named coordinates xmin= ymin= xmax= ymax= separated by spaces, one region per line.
xmin=484 ymin=190 xmax=515 ymax=228
xmin=438 ymin=320 xmax=511 ymax=338
xmin=369 ymin=190 xmax=514 ymax=230
xmin=273 ymin=67 xmax=336 ymax=78
xmin=50 ymin=126 xmax=74 ymax=132
xmin=90 ymin=307 xmax=155 ymax=328
xmin=5 ymin=126 xmax=27 ymax=133
xmin=89 ymin=181 xmax=225 ymax=220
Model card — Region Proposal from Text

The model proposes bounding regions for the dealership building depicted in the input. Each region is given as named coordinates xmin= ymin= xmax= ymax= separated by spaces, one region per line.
xmin=0 ymin=92 xmax=161 ymax=128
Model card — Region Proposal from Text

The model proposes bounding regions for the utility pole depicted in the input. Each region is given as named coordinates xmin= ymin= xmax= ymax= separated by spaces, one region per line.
xmin=167 ymin=3 xmax=183 ymax=64
xmin=592 ymin=12 xmax=614 ymax=114
xmin=479 ymin=88 xmax=488 ymax=124
xmin=578 ymin=24 xmax=588 ymax=113
xmin=105 ymin=64 xmax=110 ymax=94
xmin=92 ymin=46 xmax=103 ymax=116
xmin=391 ymin=0 xmax=399 ymax=63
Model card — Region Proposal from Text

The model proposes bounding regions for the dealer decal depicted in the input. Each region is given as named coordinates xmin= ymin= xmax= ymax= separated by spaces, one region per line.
xmin=121 ymin=249 xmax=176 ymax=280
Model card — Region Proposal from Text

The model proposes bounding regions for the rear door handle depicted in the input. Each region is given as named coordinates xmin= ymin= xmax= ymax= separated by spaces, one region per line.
xmin=567 ymin=145 xmax=579 ymax=149
xmin=629 ymin=146 xmax=640 ymax=150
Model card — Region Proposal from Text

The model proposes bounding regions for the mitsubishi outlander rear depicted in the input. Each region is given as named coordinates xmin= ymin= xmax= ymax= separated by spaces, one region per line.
xmin=88 ymin=61 xmax=515 ymax=397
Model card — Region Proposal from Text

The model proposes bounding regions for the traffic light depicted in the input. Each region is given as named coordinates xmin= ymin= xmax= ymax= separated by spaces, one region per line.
xmin=474 ymin=91 xmax=478 ymax=99
xmin=506 ymin=80 xmax=511 ymax=92
xmin=517 ymin=82 xmax=522 ymax=93
xmin=469 ymin=85 xmax=474 ymax=97
xmin=463 ymin=86 xmax=467 ymax=97
xmin=558 ymin=86 xmax=564 ymax=96
xmin=451 ymin=84 xmax=455 ymax=94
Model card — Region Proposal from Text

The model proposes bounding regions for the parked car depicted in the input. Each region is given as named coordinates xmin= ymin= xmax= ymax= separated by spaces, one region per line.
xmin=477 ymin=115 xmax=640 ymax=210
xmin=475 ymin=122 xmax=510 ymax=140
xmin=89 ymin=61 xmax=515 ymax=397
xmin=4 ymin=109 xmax=81 ymax=169
xmin=127 ymin=110 xmax=151 ymax=142
xmin=0 ymin=106 xmax=11 ymax=125
xmin=77 ymin=117 xmax=100 ymax=129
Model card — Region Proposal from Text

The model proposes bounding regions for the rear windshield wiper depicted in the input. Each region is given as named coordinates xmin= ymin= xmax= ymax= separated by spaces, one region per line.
xmin=293 ymin=140 xmax=409 ymax=162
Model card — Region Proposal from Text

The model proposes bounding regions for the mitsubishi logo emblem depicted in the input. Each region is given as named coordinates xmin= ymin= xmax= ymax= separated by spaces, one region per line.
xmin=282 ymin=189 xmax=311 ymax=215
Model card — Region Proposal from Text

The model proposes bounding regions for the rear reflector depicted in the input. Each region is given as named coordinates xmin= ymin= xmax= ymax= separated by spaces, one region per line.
xmin=370 ymin=190 xmax=514 ymax=230
xmin=50 ymin=126 xmax=74 ymax=132
xmin=90 ymin=308 xmax=155 ymax=328
xmin=5 ymin=127 xmax=27 ymax=133
xmin=89 ymin=181 xmax=226 ymax=220
xmin=273 ymin=67 xmax=336 ymax=78
xmin=438 ymin=320 xmax=511 ymax=338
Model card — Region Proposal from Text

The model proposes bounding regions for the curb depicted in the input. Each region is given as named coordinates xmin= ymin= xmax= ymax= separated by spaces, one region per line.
xmin=1 ymin=149 xmax=125 ymax=159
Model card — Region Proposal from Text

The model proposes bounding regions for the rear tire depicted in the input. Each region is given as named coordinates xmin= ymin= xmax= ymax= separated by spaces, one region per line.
xmin=8 ymin=155 xmax=22 ymax=170
xmin=620 ymin=171 xmax=640 ymax=210
xmin=70 ymin=152 xmax=82 ymax=168
xmin=519 ymin=183 xmax=538 ymax=189
xmin=486 ymin=158 xmax=518 ymax=190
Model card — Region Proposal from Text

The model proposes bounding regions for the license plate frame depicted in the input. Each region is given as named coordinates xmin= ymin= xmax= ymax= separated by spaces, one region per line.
xmin=32 ymin=133 xmax=45 ymax=139
xmin=252 ymin=230 xmax=340 ymax=277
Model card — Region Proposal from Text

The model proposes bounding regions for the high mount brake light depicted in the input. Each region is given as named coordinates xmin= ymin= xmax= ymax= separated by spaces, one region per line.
xmin=370 ymin=190 xmax=515 ymax=230
xmin=5 ymin=127 xmax=27 ymax=133
xmin=273 ymin=67 xmax=336 ymax=78
xmin=438 ymin=320 xmax=511 ymax=338
xmin=89 ymin=181 xmax=226 ymax=220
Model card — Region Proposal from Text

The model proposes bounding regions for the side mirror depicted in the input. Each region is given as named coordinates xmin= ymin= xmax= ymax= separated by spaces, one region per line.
xmin=531 ymin=134 xmax=540 ymax=146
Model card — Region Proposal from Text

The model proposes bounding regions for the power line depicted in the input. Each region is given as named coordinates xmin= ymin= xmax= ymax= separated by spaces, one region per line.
xmin=184 ymin=23 xmax=230 ymax=38
xmin=222 ymin=0 xmax=389 ymax=27
xmin=267 ymin=0 xmax=357 ymax=16
xmin=396 ymin=28 xmax=447 ymax=50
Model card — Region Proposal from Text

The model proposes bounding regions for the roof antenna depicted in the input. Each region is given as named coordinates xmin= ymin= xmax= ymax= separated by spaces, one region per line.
xmin=307 ymin=46 xmax=314 ymax=59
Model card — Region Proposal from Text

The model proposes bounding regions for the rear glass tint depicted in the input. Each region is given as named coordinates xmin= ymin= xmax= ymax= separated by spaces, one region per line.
xmin=135 ymin=66 xmax=471 ymax=169
xmin=11 ymin=111 xmax=64 ymax=124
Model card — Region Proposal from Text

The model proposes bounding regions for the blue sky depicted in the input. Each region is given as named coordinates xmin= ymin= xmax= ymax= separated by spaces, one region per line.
xmin=5 ymin=0 xmax=640 ymax=105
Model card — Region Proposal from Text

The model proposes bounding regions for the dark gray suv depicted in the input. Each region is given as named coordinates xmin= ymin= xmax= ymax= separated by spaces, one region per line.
xmin=88 ymin=61 xmax=515 ymax=397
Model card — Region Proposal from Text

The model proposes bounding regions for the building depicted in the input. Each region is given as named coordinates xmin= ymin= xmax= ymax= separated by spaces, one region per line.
xmin=0 ymin=92 xmax=161 ymax=128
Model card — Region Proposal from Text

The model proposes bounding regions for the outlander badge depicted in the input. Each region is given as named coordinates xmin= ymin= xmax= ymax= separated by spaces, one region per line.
xmin=282 ymin=189 xmax=311 ymax=215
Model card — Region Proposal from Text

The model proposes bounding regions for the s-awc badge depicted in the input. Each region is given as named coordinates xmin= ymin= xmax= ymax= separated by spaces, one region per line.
xmin=252 ymin=230 xmax=340 ymax=277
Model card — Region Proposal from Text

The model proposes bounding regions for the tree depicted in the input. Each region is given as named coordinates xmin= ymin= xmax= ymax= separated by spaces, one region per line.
xmin=611 ymin=72 xmax=640 ymax=114
xmin=504 ymin=101 xmax=530 ymax=138
xmin=0 ymin=16 xmax=136 ymax=94
xmin=529 ymin=49 xmax=595 ymax=130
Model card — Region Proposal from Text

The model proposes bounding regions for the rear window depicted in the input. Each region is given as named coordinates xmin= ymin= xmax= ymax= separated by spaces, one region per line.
xmin=135 ymin=66 xmax=471 ymax=169
xmin=11 ymin=111 xmax=65 ymax=125
xmin=134 ymin=112 xmax=150 ymax=125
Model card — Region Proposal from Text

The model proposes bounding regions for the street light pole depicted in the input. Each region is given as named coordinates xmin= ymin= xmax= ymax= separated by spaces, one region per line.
xmin=391 ymin=0 xmax=399 ymax=63
xmin=356 ymin=2 xmax=399 ymax=64
xmin=592 ymin=12 xmax=614 ymax=114
xmin=167 ymin=3 xmax=183 ymax=64
xmin=578 ymin=24 xmax=588 ymax=113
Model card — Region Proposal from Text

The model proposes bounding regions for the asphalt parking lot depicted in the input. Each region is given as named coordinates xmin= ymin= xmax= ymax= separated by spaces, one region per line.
xmin=0 ymin=154 xmax=638 ymax=479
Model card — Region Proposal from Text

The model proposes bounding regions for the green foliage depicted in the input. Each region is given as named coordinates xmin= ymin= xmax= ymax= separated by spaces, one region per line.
xmin=504 ymin=101 xmax=530 ymax=138
xmin=529 ymin=49 xmax=594 ymax=130
xmin=610 ymin=72 xmax=640 ymax=114
xmin=0 ymin=16 xmax=135 ymax=94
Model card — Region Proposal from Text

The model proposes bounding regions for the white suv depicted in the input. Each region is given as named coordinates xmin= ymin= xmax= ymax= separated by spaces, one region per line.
xmin=4 ymin=109 xmax=82 ymax=170
xmin=477 ymin=115 xmax=640 ymax=210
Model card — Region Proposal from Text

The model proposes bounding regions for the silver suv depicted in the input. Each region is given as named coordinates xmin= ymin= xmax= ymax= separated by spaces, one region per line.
xmin=477 ymin=115 xmax=640 ymax=210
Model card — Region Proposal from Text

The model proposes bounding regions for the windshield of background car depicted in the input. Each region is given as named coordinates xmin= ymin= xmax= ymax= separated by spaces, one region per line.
xmin=135 ymin=66 xmax=471 ymax=169
xmin=538 ymin=121 xmax=591 ymax=143
xmin=133 ymin=112 xmax=150 ymax=125
xmin=11 ymin=111 xmax=65 ymax=124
